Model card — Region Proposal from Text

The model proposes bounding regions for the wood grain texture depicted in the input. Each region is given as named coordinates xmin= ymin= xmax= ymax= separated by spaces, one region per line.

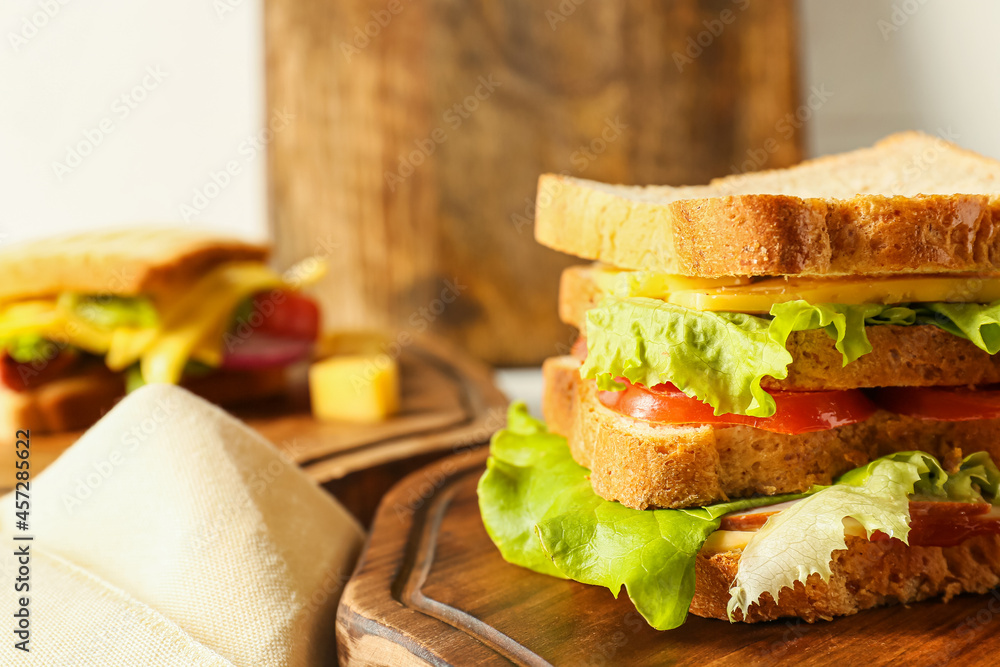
xmin=265 ymin=0 xmax=802 ymax=365
xmin=1 ymin=337 xmax=506 ymax=524
xmin=337 ymin=448 xmax=1000 ymax=666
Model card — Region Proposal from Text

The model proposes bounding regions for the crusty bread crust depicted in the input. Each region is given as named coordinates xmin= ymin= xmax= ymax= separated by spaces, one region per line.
xmin=543 ymin=355 xmax=997 ymax=509
xmin=0 ymin=228 xmax=269 ymax=302
xmin=536 ymin=132 xmax=1000 ymax=277
xmin=559 ymin=264 xmax=1000 ymax=390
xmin=692 ymin=534 xmax=1000 ymax=623
xmin=0 ymin=365 xmax=289 ymax=435
xmin=0 ymin=364 xmax=127 ymax=434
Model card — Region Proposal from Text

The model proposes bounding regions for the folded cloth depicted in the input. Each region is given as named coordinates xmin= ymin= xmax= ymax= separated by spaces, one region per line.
xmin=0 ymin=384 xmax=364 ymax=666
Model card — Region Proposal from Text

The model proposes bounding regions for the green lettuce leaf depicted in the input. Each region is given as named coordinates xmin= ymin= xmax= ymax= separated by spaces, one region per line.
xmin=727 ymin=455 xmax=924 ymax=619
xmin=583 ymin=297 xmax=1000 ymax=418
xmin=476 ymin=405 xmax=579 ymax=578
xmin=835 ymin=450 xmax=946 ymax=494
xmin=768 ymin=301 xmax=888 ymax=364
xmin=918 ymin=301 xmax=1000 ymax=353
xmin=842 ymin=450 xmax=999 ymax=504
xmin=58 ymin=293 xmax=158 ymax=330
xmin=478 ymin=403 xmax=808 ymax=629
xmin=943 ymin=452 xmax=1000 ymax=503
xmin=4 ymin=334 xmax=59 ymax=363
xmin=580 ymin=297 xmax=794 ymax=417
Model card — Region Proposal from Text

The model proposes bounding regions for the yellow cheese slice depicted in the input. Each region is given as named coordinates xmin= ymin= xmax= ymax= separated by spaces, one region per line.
xmin=0 ymin=261 xmax=293 ymax=385
xmin=700 ymin=529 xmax=756 ymax=553
xmin=0 ymin=300 xmax=62 ymax=337
xmin=139 ymin=262 xmax=284 ymax=384
xmin=0 ymin=300 xmax=113 ymax=354
xmin=309 ymin=354 xmax=400 ymax=423
xmin=701 ymin=511 xmax=869 ymax=553
xmin=607 ymin=271 xmax=1000 ymax=313
xmin=593 ymin=267 xmax=750 ymax=298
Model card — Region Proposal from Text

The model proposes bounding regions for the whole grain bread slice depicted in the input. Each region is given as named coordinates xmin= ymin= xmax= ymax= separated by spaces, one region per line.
xmin=692 ymin=534 xmax=1000 ymax=623
xmin=543 ymin=355 xmax=1000 ymax=509
xmin=0 ymin=227 xmax=269 ymax=302
xmin=535 ymin=132 xmax=1000 ymax=276
xmin=559 ymin=263 xmax=1000 ymax=390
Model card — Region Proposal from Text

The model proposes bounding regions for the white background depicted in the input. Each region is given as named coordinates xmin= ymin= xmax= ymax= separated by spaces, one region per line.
xmin=799 ymin=0 xmax=1000 ymax=159
xmin=3 ymin=0 xmax=999 ymax=248
xmin=0 ymin=0 xmax=266 ymax=244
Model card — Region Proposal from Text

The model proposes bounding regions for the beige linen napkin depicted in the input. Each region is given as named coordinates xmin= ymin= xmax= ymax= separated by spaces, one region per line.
xmin=0 ymin=384 xmax=364 ymax=666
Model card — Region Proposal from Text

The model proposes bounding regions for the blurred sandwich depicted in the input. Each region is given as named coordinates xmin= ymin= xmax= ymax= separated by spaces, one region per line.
xmin=479 ymin=132 xmax=1000 ymax=628
xmin=0 ymin=228 xmax=320 ymax=433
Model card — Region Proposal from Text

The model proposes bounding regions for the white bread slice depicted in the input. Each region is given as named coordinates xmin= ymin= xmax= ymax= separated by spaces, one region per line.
xmin=535 ymin=132 xmax=1000 ymax=277
xmin=693 ymin=534 xmax=1000 ymax=623
xmin=559 ymin=264 xmax=1000 ymax=391
xmin=542 ymin=355 xmax=1000 ymax=510
xmin=0 ymin=365 xmax=289 ymax=435
xmin=0 ymin=227 xmax=269 ymax=302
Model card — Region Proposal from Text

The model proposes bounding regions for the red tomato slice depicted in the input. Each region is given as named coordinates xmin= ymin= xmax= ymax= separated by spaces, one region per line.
xmin=0 ymin=349 xmax=79 ymax=392
xmin=222 ymin=335 xmax=313 ymax=370
xmin=247 ymin=291 xmax=320 ymax=341
xmin=870 ymin=385 xmax=1000 ymax=421
xmin=871 ymin=501 xmax=1000 ymax=547
xmin=597 ymin=379 xmax=877 ymax=435
xmin=720 ymin=501 xmax=1000 ymax=548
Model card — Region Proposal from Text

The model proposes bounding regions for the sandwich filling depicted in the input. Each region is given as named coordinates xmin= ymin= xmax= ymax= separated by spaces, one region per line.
xmin=478 ymin=404 xmax=1000 ymax=630
xmin=0 ymin=260 xmax=320 ymax=392
xmin=581 ymin=267 xmax=1000 ymax=422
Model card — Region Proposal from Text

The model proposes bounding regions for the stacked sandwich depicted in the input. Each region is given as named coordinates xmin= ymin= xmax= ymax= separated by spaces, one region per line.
xmin=0 ymin=228 xmax=321 ymax=433
xmin=478 ymin=132 xmax=1000 ymax=628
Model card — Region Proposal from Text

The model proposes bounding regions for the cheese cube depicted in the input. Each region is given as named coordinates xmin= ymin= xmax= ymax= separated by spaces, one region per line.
xmin=309 ymin=353 xmax=400 ymax=423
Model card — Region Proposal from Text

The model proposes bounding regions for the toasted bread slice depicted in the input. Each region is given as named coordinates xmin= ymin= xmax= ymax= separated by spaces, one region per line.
xmin=0 ymin=228 xmax=269 ymax=302
xmin=0 ymin=365 xmax=289 ymax=435
xmin=692 ymin=534 xmax=1000 ymax=623
xmin=536 ymin=132 xmax=1000 ymax=277
xmin=559 ymin=264 xmax=1000 ymax=391
xmin=543 ymin=355 xmax=1000 ymax=509
xmin=0 ymin=364 xmax=127 ymax=434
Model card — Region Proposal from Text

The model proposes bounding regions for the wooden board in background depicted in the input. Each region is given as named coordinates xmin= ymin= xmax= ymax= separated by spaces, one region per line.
xmin=1 ymin=337 xmax=507 ymax=524
xmin=266 ymin=0 xmax=802 ymax=366
xmin=337 ymin=447 xmax=1000 ymax=666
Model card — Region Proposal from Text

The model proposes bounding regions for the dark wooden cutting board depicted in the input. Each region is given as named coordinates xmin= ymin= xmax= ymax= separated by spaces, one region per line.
xmin=1 ymin=336 xmax=506 ymax=524
xmin=337 ymin=447 xmax=1000 ymax=666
